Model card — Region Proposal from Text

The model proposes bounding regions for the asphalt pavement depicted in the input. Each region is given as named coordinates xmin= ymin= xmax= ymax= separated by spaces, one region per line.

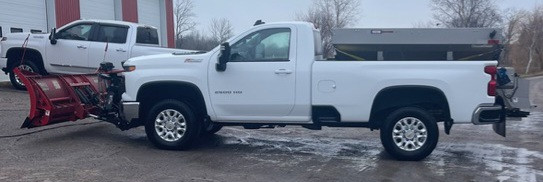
xmin=0 ymin=77 xmax=542 ymax=182
xmin=0 ymin=73 xmax=8 ymax=82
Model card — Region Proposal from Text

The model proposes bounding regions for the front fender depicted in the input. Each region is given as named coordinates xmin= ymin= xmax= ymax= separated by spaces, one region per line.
xmin=122 ymin=69 xmax=214 ymax=118
xmin=4 ymin=47 xmax=44 ymax=73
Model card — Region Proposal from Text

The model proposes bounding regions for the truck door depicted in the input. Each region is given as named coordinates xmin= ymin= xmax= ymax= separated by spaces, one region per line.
xmin=87 ymin=24 xmax=130 ymax=70
xmin=209 ymin=28 xmax=296 ymax=120
xmin=46 ymin=23 xmax=93 ymax=73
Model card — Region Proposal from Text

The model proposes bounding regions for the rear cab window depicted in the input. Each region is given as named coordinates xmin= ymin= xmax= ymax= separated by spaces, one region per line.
xmin=314 ymin=30 xmax=323 ymax=57
xmin=136 ymin=27 xmax=159 ymax=46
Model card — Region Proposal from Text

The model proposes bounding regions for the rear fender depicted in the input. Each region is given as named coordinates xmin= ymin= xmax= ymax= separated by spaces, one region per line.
xmin=369 ymin=86 xmax=451 ymax=128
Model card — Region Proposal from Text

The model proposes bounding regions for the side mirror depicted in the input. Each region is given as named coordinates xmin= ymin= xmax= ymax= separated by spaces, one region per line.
xmin=49 ymin=28 xmax=57 ymax=45
xmin=216 ymin=42 xmax=230 ymax=72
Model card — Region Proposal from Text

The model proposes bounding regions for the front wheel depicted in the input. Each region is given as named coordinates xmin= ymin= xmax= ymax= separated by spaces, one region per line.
xmin=380 ymin=107 xmax=439 ymax=161
xmin=145 ymin=99 xmax=200 ymax=150
xmin=9 ymin=61 xmax=40 ymax=90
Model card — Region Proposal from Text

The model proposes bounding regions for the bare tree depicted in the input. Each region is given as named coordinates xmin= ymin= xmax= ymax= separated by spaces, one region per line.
xmin=177 ymin=30 xmax=218 ymax=51
xmin=174 ymin=0 xmax=196 ymax=45
xmin=503 ymin=6 xmax=543 ymax=74
xmin=297 ymin=0 xmax=361 ymax=58
xmin=519 ymin=7 xmax=543 ymax=73
xmin=412 ymin=21 xmax=440 ymax=28
xmin=501 ymin=9 xmax=527 ymax=66
xmin=209 ymin=18 xmax=234 ymax=44
xmin=431 ymin=0 xmax=502 ymax=28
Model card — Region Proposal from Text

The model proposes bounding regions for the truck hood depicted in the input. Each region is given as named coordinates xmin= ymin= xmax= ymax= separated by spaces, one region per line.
xmin=4 ymin=32 xmax=49 ymax=41
xmin=1 ymin=32 xmax=49 ymax=58
xmin=124 ymin=51 xmax=211 ymax=69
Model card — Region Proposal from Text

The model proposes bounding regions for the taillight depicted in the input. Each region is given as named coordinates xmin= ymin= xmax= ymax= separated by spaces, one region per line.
xmin=488 ymin=80 xmax=497 ymax=96
xmin=485 ymin=66 xmax=497 ymax=96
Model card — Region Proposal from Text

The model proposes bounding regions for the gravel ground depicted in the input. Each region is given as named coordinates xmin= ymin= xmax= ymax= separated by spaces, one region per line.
xmin=0 ymin=77 xmax=542 ymax=182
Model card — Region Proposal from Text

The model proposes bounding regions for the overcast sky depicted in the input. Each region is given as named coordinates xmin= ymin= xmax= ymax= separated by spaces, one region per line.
xmin=190 ymin=0 xmax=543 ymax=35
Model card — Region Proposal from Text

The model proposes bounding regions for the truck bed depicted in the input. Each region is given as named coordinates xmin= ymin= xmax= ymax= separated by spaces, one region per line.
xmin=312 ymin=60 xmax=497 ymax=123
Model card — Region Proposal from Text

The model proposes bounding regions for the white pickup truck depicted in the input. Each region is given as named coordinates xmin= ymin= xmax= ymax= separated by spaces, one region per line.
xmin=0 ymin=20 xmax=192 ymax=89
xmin=17 ymin=21 xmax=507 ymax=161
xmin=113 ymin=22 xmax=506 ymax=161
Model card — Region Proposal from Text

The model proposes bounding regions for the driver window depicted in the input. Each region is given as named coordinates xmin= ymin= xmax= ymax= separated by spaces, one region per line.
xmin=230 ymin=28 xmax=291 ymax=62
xmin=57 ymin=24 xmax=93 ymax=41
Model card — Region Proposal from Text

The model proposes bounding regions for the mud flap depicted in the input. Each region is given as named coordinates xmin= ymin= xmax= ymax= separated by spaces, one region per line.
xmin=492 ymin=121 xmax=506 ymax=137
xmin=492 ymin=107 xmax=507 ymax=137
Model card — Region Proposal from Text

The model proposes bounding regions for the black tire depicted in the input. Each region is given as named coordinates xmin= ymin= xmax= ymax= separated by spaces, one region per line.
xmin=201 ymin=122 xmax=223 ymax=136
xmin=145 ymin=99 xmax=200 ymax=150
xmin=9 ymin=60 xmax=40 ymax=90
xmin=380 ymin=107 xmax=439 ymax=161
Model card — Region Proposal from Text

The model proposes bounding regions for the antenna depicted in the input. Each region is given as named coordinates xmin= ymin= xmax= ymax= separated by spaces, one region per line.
xmin=103 ymin=40 xmax=109 ymax=62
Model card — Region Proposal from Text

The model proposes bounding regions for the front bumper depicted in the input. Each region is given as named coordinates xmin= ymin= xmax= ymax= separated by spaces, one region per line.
xmin=122 ymin=102 xmax=140 ymax=123
xmin=472 ymin=104 xmax=506 ymax=137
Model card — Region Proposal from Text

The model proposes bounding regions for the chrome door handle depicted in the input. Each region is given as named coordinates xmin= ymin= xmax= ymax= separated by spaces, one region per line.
xmin=274 ymin=69 xmax=293 ymax=74
xmin=116 ymin=48 xmax=127 ymax=52
xmin=76 ymin=45 xmax=87 ymax=49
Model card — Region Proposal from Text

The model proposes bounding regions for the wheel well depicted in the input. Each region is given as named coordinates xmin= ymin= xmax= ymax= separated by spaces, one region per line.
xmin=137 ymin=81 xmax=207 ymax=123
xmin=369 ymin=86 xmax=451 ymax=128
xmin=6 ymin=48 xmax=46 ymax=74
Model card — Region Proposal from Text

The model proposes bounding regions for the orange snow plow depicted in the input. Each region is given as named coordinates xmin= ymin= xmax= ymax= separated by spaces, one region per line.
xmin=15 ymin=62 xmax=132 ymax=130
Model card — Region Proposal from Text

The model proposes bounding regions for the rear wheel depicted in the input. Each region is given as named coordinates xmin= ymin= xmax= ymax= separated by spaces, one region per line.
xmin=145 ymin=99 xmax=200 ymax=150
xmin=380 ymin=107 xmax=439 ymax=161
xmin=9 ymin=60 xmax=40 ymax=90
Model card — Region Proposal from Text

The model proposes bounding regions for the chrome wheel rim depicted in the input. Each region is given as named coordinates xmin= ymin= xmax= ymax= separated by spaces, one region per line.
xmin=14 ymin=64 xmax=34 ymax=86
xmin=392 ymin=117 xmax=427 ymax=151
xmin=155 ymin=109 xmax=187 ymax=142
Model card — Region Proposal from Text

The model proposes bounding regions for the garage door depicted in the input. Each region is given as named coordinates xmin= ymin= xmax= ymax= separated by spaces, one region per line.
xmin=137 ymin=0 xmax=161 ymax=29
xmin=0 ymin=0 xmax=47 ymax=36
xmin=80 ymin=0 xmax=115 ymax=20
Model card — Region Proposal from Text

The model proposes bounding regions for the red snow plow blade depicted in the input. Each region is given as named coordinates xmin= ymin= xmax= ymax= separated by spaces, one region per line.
xmin=14 ymin=62 xmax=127 ymax=129
xmin=15 ymin=68 xmax=106 ymax=128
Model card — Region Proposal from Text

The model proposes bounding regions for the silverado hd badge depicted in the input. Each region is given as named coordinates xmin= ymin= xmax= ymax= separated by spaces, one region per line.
xmin=215 ymin=91 xmax=243 ymax=94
